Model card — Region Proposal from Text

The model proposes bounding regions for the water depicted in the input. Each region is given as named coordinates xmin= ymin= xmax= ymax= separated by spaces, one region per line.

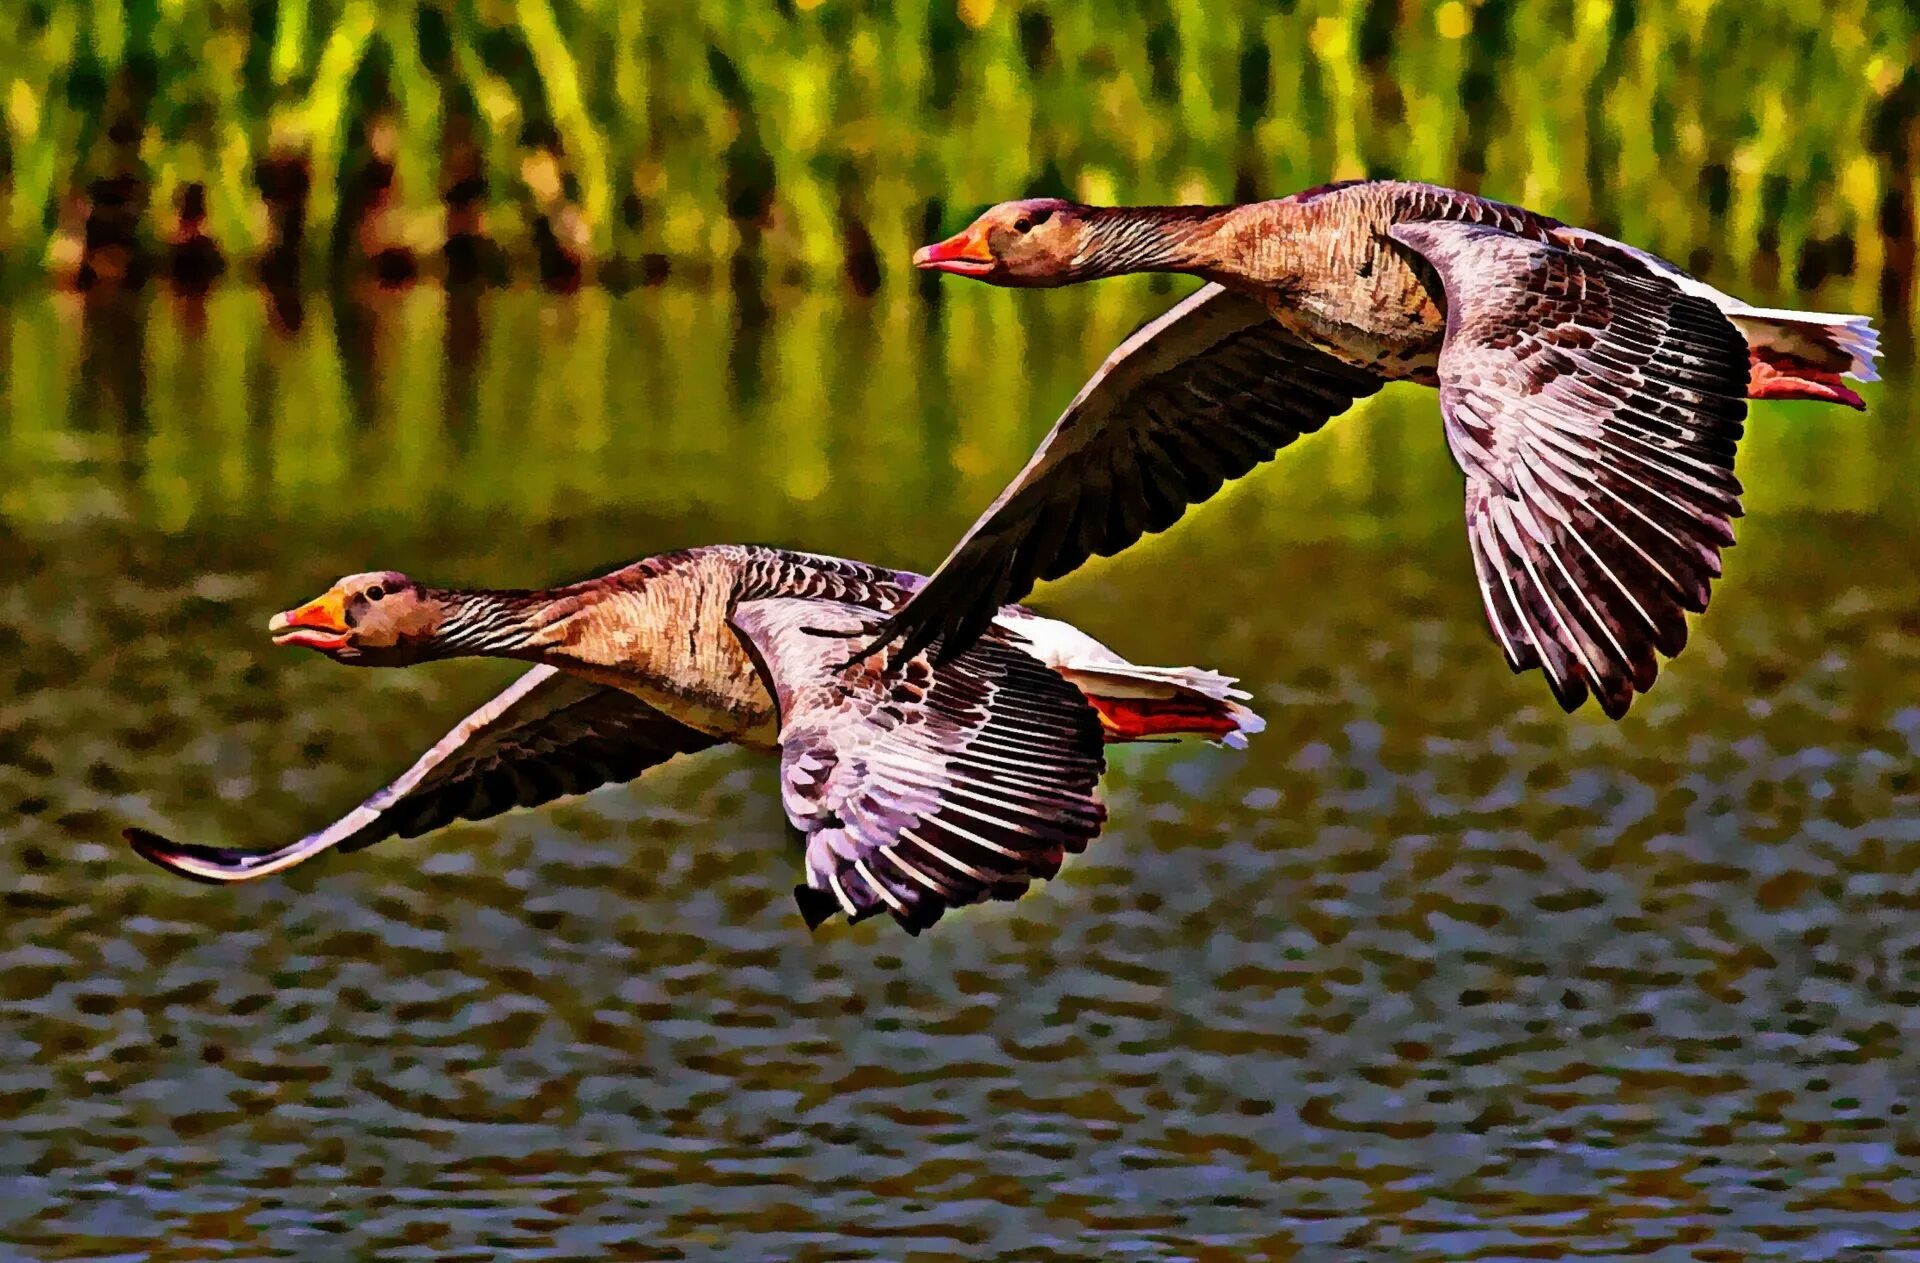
xmin=1 ymin=279 xmax=1916 ymax=1259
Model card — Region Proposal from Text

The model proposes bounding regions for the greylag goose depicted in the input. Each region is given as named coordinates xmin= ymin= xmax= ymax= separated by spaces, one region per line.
xmin=868 ymin=179 xmax=1880 ymax=718
xmin=126 ymin=546 xmax=1262 ymax=934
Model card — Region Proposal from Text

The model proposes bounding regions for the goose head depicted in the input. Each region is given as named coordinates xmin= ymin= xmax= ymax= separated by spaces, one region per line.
xmin=269 ymin=570 xmax=442 ymax=665
xmin=912 ymin=198 xmax=1093 ymax=286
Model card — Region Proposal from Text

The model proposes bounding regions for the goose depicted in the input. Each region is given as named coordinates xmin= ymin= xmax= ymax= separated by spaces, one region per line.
xmin=125 ymin=545 xmax=1262 ymax=934
xmin=864 ymin=179 xmax=1880 ymax=718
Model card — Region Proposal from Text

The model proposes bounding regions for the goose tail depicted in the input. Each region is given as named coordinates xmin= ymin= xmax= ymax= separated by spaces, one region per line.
xmin=1056 ymin=661 xmax=1266 ymax=749
xmin=1728 ymin=306 xmax=1880 ymax=409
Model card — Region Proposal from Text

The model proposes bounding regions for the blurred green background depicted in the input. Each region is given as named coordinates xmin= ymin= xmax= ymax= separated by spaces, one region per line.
xmin=6 ymin=6 xmax=1920 ymax=1255
xmin=0 ymin=0 xmax=1916 ymax=321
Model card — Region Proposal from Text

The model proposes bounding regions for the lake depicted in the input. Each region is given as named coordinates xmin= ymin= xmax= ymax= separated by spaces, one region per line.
xmin=1 ymin=275 xmax=1916 ymax=1259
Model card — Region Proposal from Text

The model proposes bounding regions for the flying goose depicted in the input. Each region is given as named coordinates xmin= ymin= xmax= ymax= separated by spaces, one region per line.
xmin=866 ymin=179 xmax=1880 ymax=718
xmin=126 ymin=545 xmax=1262 ymax=934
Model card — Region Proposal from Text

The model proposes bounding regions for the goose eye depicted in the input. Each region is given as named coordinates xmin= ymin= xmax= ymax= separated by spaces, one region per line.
xmin=366 ymin=585 xmax=386 ymax=602
xmin=1013 ymin=217 xmax=1031 ymax=233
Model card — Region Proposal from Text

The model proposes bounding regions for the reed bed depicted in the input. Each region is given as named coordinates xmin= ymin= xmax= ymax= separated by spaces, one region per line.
xmin=0 ymin=1 xmax=1914 ymax=315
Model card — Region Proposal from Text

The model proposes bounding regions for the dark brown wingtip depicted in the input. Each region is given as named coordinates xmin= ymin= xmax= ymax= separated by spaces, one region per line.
xmin=1594 ymin=685 xmax=1635 ymax=722
xmin=124 ymin=827 xmax=226 ymax=885
xmin=793 ymin=883 xmax=840 ymax=931
xmin=807 ymin=616 xmax=896 ymax=674
xmin=1545 ymin=675 xmax=1589 ymax=718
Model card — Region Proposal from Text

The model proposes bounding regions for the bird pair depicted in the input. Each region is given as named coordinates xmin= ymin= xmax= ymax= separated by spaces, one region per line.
xmin=131 ymin=179 xmax=1880 ymax=934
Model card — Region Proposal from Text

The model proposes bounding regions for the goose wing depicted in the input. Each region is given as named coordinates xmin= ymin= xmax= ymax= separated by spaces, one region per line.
xmin=1386 ymin=220 xmax=1751 ymax=718
xmin=730 ymin=597 xmax=1107 ymax=935
xmin=127 ymin=665 xmax=719 ymax=882
xmin=859 ymin=282 xmax=1384 ymax=664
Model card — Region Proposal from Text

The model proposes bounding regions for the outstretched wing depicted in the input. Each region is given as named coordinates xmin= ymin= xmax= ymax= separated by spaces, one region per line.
xmin=1387 ymin=220 xmax=1751 ymax=719
xmin=730 ymin=597 xmax=1107 ymax=935
xmin=127 ymin=665 xmax=719 ymax=882
xmin=861 ymin=283 xmax=1384 ymax=664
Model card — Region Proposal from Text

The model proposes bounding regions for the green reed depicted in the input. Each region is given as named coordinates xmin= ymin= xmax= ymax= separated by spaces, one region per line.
xmin=0 ymin=0 xmax=1914 ymax=314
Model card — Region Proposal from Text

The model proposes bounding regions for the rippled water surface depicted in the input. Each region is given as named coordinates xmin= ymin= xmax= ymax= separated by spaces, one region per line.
xmin=2 ymin=282 xmax=1917 ymax=1259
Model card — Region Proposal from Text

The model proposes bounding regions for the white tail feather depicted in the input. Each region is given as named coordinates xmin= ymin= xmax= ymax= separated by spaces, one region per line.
xmin=1058 ymin=661 xmax=1250 ymax=701
xmin=1056 ymin=661 xmax=1266 ymax=749
xmin=1728 ymin=307 xmax=1881 ymax=382
xmin=996 ymin=611 xmax=1265 ymax=747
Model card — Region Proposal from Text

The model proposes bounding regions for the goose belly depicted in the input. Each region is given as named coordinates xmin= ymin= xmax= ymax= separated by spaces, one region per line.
xmin=562 ymin=659 xmax=781 ymax=750
xmin=1265 ymin=277 xmax=1446 ymax=384
xmin=628 ymin=673 xmax=779 ymax=749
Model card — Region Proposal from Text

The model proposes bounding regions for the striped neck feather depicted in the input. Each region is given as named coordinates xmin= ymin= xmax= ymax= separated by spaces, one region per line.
xmin=1072 ymin=205 xmax=1241 ymax=280
xmin=426 ymin=589 xmax=556 ymax=657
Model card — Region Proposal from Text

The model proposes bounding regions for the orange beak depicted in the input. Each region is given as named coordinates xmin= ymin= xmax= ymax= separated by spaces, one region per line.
xmin=912 ymin=225 xmax=996 ymax=277
xmin=268 ymin=589 xmax=351 ymax=652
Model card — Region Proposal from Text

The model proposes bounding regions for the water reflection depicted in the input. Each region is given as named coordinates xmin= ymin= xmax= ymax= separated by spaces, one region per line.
xmin=0 ymin=284 xmax=1916 ymax=1257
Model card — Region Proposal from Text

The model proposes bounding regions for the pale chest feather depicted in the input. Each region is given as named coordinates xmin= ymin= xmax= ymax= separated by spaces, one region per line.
xmin=524 ymin=584 xmax=781 ymax=748
xmin=1212 ymin=194 xmax=1452 ymax=384
xmin=1265 ymin=232 xmax=1448 ymax=383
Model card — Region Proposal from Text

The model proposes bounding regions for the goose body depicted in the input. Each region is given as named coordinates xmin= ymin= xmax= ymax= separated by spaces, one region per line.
xmin=875 ymin=178 xmax=1880 ymax=718
xmin=127 ymin=545 xmax=1261 ymax=934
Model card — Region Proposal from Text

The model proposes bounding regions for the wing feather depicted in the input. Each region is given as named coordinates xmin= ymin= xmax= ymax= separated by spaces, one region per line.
xmin=127 ymin=665 xmax=718 ymax=882
xmin=861 ymin=283 xmax=1383 ymax=664
xmin=730 ymin=598 xmax=1107 ymax=934
xmin=1388 ymin=220 xmax=1751 ymax=718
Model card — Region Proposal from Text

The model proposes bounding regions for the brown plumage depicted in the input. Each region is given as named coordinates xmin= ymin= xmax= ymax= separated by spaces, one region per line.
xmin=125 ymin=545 xmax=1262 ymax=935
xmin=875 ymin=179 xmax=1881 ymax=718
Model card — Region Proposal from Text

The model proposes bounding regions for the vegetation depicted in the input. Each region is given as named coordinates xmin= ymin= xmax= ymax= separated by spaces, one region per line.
xmin=0 ymin=1 xmax=1914 ymax=311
